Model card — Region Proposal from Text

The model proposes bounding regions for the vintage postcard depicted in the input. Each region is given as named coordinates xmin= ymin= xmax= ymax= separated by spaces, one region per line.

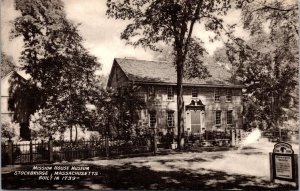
xmin=1 ymin=0 xmax=299 ymax=190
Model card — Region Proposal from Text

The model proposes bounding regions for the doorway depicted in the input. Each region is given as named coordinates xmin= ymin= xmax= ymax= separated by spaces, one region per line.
xmin=190 ymin=110 xmax=205 ymax=134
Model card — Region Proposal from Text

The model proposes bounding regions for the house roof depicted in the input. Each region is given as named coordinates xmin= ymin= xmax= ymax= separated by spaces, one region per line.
xmin=1 ymin=70 xmax=31 ymax=97
xmin=1 ymin=70 xmax=31 ymax=80
xmin=15 ymin=70 xmax=31 ymax=80
xmin=112 ymin=58 xmax=242 ymax=88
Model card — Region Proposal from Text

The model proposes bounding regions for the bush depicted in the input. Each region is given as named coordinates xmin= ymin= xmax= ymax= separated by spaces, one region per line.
xmin=1 ymin=122 xmax=20 ymax=142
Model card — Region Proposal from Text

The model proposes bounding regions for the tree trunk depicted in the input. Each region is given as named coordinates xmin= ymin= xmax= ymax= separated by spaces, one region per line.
xmin=75 ymin=125 xmax=78 ymax=144
xmin=274 ymin=95 xmax=281 ymax=139
xmin=70 ymin=126 xmax=73 ymax=143
xmin=176 ymin=55 xmax=185 ymax=150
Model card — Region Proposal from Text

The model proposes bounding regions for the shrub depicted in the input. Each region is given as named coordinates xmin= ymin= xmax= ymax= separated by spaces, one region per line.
xmin=1 ymin=122 xmax=20 ymax=141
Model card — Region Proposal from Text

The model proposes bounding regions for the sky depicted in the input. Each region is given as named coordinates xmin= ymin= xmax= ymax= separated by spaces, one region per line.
xmin=1 ymin=0 xmax=247 ymax=76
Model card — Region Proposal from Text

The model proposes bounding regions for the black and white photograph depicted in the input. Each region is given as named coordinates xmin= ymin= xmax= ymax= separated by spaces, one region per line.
xmin=1 ymin=0 xmax=299 ymax=190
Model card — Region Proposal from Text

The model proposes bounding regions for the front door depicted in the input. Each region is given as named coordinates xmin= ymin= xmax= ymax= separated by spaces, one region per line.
xmin=191 ymin=110 xmax=201 ymax=133
xmin=190 ymin=110 xmax=205 ymax=134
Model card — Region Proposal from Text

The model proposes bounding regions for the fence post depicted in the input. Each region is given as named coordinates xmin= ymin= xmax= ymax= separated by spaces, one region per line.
xmin=153 ymin=133 xmax=157 ymax=155
xmin=30 ymin=140 xmax=33 ymax=164
xmin=48 ymin=137 xmax=53 ymax=163
xmin=294 ymin=154 xmax=298 ymax=189
xmin=269 ymin=152 xmax=274 ymax=182
xmin=7 ymin=139 xmax=13 ymax=165
xmin=240 ymin=129 xmax=242 ymax=139
xmin=231 ymin=129 xmax=236 ymax=147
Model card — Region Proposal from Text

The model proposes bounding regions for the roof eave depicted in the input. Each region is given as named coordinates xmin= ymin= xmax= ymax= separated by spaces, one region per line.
xmin=107 ymin=59 xmax=131 ymax=88
xmin=106 ymin=59 xmax=116 ymax=88
xmin=130 ymin=80 xmax=244 ymax=88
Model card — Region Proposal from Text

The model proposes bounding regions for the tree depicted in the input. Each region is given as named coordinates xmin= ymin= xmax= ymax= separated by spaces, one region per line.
xmin=1 ymin=52 xmax=16 ymax=77
xmin=106 ymin=0 xmax=235 ymax=149
xmin=11 ymin=0 xmax=101 ymax=141
xmin=88 ymin=83 xmax=147 ymax=141
xmin=226 ymin=0 xmax=298 ymax=129
xmin=212 ymin=47 xmax=231 ymax=70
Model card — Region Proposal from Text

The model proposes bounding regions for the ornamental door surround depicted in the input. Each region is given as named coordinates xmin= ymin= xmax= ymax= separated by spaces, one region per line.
xmin=186 ymin=100 xmax=205 ymax=134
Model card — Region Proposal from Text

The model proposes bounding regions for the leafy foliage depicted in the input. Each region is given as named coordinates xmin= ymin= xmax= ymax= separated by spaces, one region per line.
xmin=1 ymin=52 xmax=16 ymax=77
xmin=88 ymin=84 xmax=147 ymax=142
xmin=11 ymin=0 xmax=101 ymax=140
xmin=1 ymin=122 xmax=17 ymax=140
xmin=212 ymin=47 xmax=230 ymax=65
xmin=226 ymin=0 xmax=298 ymax=129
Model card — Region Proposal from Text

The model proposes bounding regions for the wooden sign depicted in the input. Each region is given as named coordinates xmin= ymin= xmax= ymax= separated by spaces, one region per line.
xmin=270 ymin=142 xmax=298 ymax=184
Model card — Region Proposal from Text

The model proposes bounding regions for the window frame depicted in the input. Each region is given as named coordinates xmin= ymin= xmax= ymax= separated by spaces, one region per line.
xmin=227 ymin=110 xmax=233 ymax=125
xmin=148 ymin=85 xmax=155 ymax=99
xmin=226 ymin=89 xmax=232 ymax=102
xmin=167 ymin=111 xmax=175 ymax=127
xmin=214 ymin=88 xmax=220 ymax=102
xmin=216 ymin=110 xmax=222 ymax=126
xmin=149 ymin=111 xmax=156 ymax=128
xmin=191 ymin=87 xmax=198 ymax=98
xmin=167 ymin=86 xmax=174 ymax=101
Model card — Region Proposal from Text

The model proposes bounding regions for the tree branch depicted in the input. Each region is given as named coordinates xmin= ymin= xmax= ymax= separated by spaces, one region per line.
xmin=179 ymin=2 xmax=188 ymax=44
xmin=170 ymin=10 xmax=180 ymax=50
xmin=183 ymin=0 xmax=203 ymax=59
xmin=205 ymin=15 xmax=256 ymax=53
xmin=253 ymin=5 xmax=297 ymax=13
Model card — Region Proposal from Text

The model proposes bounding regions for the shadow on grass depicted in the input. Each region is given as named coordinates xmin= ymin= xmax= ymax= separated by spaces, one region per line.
xmin=239 ymin=152 xmax=264 ymax=155
xmin=2 ymin=162 xmax=297 ymax=190
xmin=184 ymin=157 xmax=208 ymax=162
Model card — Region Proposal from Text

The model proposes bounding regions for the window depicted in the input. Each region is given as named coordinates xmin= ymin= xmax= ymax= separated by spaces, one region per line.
xmin=215 ymin=88 xmax=220 ymax=102
xmin=149 ymin=112 xmax=156 ymax=128
xmin=227 ymin=110 xmax=233 ymax=125
xmin=192 ymin=88 xmax=198 ymax=98
xmin=167 ymin=86 xmax=174 ymax=100
xmin=216 ymin=110 xmax=221 ymax=125
xmin=167 ymin=111 xmax=175 ymax=127
xmin=148 ymin=85 xmax=155 ymax=99
xmin=226 ymin=89 xmax=232 ymax=102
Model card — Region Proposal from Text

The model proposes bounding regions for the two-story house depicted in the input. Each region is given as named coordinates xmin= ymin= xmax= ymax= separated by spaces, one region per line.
xmin=107 ymin=58 xmax=243 ymax=136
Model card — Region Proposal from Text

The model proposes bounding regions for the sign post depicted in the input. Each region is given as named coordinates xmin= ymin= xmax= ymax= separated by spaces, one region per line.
xmin=270 ymin=142 xmax=298 ymax=188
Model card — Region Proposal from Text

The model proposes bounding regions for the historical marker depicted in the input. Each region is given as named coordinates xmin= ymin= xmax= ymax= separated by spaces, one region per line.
xmin=273 ymin=142 xmax=294 ymax=155
xmin=270 ymin=142 xmax=298 ymax=185
xmin=274 ymin=155 xmax=293 ymax=180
